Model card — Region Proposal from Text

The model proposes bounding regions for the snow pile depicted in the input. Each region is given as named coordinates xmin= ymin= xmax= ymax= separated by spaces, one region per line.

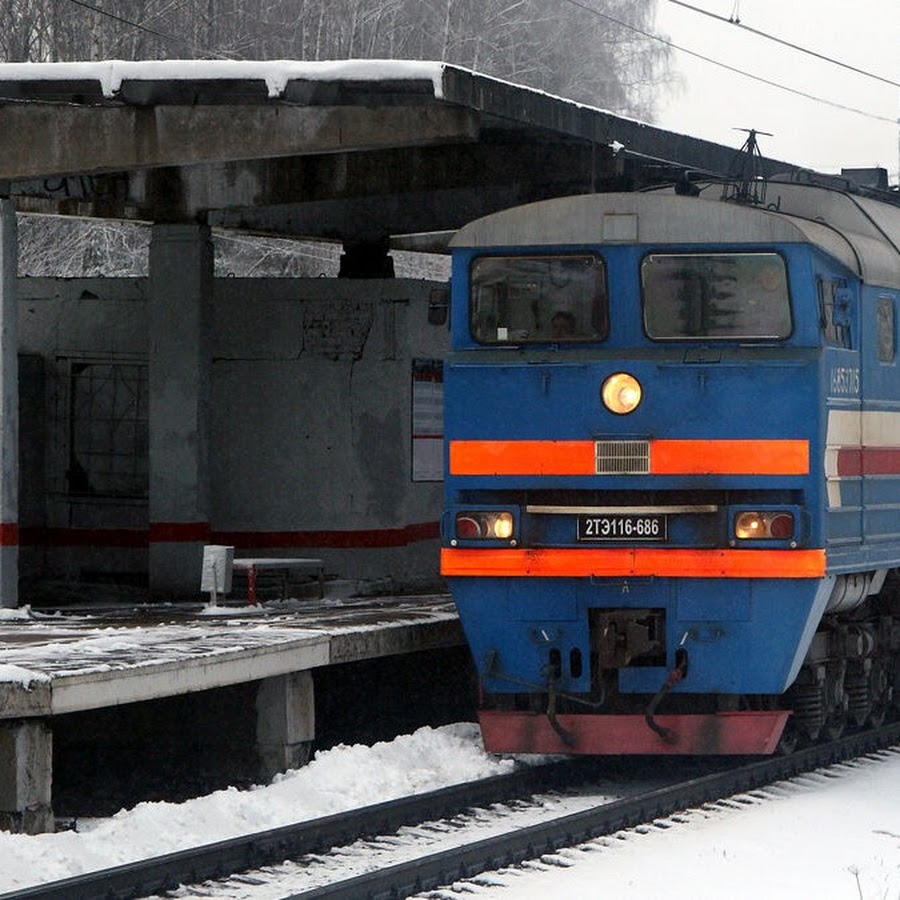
xmin=0 ymin=606 xmax=32 ymax=621
xmin=0 ymin=663 xmax=48 ymax=689
xmin=0 ymin=721 xmax=897 ymax=897
xmin=0 ymin=722 xmax=512 ymax=893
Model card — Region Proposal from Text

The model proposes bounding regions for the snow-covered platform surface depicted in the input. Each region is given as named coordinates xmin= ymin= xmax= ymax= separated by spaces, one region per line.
xmin=0 ymin=594 xmax=462 ymax=718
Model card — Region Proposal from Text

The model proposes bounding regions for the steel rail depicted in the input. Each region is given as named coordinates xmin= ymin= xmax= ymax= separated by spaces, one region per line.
xmin=4 ymin=722 xmax=898 ymax=900
xmin=295 ymin=721 xmax=900 ymax=900
xmin=0 ymin=757 xmax=605 ymax=900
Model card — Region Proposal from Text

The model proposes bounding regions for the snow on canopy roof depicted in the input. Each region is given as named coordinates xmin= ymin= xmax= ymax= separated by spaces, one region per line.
xmin=0 ymin=58 xmax=449 ymax=100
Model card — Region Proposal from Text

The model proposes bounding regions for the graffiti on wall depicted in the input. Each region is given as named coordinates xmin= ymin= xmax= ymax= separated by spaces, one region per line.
xmin=302 ymin=299 xmax=374 ymax=360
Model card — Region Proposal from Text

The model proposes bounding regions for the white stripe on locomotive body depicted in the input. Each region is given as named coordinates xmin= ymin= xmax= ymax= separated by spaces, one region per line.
xmin=826 ymin=410 xmax=860 ymax=509
xmin=825 ymin=409 xmax=900 ymax=509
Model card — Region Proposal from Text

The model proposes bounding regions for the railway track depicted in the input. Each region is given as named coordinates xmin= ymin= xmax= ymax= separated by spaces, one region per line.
xmin=5 ymin=721 xmax=899 ymax=900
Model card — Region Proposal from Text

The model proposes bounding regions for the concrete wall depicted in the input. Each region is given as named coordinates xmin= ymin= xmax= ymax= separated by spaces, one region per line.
xmin=18 ymin=278 xmax=150 ymax=584
xmin=17 ymin=275 xmax=449 ymax=594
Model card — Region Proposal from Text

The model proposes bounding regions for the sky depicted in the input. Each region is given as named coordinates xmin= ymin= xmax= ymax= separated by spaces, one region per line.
xmin=652 ymin=0 xmax=899 ymax=181
xmin=0 ymin=719 xmax=896 ymax=897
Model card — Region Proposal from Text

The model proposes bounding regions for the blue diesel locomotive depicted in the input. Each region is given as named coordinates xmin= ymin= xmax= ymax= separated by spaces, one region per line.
xmin=441 ymin=176 xmax=900 ymax=754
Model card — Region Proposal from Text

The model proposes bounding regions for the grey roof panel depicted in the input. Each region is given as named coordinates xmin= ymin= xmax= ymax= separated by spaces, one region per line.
xmin=451 ymin=187 xmax=900 ymax=289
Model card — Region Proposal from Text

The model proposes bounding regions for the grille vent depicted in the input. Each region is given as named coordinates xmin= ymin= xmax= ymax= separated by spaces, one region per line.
xmin=595 ymin=440 xmax=650 ymax=475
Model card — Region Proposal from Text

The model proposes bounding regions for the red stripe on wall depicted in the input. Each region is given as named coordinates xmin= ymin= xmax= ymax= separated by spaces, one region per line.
xmin=149 ymin=522 xmax=212 ymax=543
xmin=0 ymin=522 xmax=19 ymax=546
xmin=212 ymin=521 xmax=440 ymax=549
xmin=20 ymin=527 xmax=148 ymax=548
xmin=19 ymin=522 xmax=440 ymax=549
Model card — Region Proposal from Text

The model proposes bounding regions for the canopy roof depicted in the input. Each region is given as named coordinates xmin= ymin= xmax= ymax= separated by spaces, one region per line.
xmin=0 ymin=58 xmax=813 ymax=246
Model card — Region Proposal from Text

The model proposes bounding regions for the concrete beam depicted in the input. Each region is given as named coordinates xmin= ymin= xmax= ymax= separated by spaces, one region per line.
xmin=158 ymin=140 xmax=599 ymax=208
xmin=50 ymin=635 xmax=330 ymax=716
xmin=209 ymin=181 xmax=594 ymax=242
xmin=16 ymin=138 xmax=596 ymax=217
xmin=329 ymin=618 xmax=464 ymax=666
xmin=0 ymin=104 xmax=480 ymax=180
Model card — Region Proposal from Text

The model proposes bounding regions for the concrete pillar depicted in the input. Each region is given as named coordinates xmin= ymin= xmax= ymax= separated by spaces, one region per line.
xmin=148 ymin=223 xmax=213 ymax=595
xmin=0 ymin=200 xmax=18 ymax=609
xmin=0 ymin=721 xmax=53 ymax=834
xmin=256 ymin=671 xmax=315 ymax=780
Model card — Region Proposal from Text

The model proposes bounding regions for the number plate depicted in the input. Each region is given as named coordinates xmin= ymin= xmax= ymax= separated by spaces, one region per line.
xmin=577 ymin=514 xmax=667 ymax=542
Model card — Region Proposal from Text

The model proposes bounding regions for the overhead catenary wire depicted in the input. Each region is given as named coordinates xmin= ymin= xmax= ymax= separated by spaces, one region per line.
xmin=560 ymin=0 xmax=898 ymax=125
xmin=669 ymin=0 xmax=899 ymax=89
xmin=65 ymin=0 xmax=235 ymax=59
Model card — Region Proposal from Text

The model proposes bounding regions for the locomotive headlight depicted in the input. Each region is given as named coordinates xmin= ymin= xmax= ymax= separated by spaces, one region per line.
xmin=454 ymin=510 xmax=515 ymax=542
xmin=491 ymin=512 xmax=514 ymax=539
xmin=734 ymin=511 xmax=795 ymax=540
xmin=734 ymin=511 xmax=765 ymax=539
xmin=601 ymin=372 xmax=642 ymax=415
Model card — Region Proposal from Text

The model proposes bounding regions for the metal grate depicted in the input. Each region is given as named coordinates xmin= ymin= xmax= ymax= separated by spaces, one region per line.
xmin=595 ymin=440 xmax=650 ymax=475
xmin=66 ymin=360 xmax=149 ymax=498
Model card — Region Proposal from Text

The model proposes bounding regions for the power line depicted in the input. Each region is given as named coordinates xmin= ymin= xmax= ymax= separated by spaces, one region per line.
xmin=65 ymin=0 xmax=233 ymax=59
xmin=559 ymin=0 xmax=898 ymax=125
xmin=66 ymin=0 xmax=184 ymax=47
xmin=669 ymin=0 xmax=899 ymax=89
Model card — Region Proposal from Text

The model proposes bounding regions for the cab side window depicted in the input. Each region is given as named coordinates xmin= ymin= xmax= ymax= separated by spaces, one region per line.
xmin=818 ymin=279 xmax=852 ymax=348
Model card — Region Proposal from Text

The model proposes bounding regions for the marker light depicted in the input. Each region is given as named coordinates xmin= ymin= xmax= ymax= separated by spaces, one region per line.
xmin=601 ymin=372 xmax=642 ymax=415
xmin=734 ymin=511 xmax=795 ymax=540
xmin=455 ymin=511 xmax=515 ymax=541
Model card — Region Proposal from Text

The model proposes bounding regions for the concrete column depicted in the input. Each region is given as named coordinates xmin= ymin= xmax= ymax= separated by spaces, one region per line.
xmin=256 ymin=671 xmax=315 ymax=780
xmin=0 ymin=201 xmax=18 ymax=609
xmin=0 ymin=721 xmax=53 ymax=834
xmin=148 ymin=223 xmax=213 ymax=596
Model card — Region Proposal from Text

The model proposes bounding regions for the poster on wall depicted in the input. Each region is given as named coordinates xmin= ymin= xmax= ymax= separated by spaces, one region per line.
xmin=411 ymin=359 xmax=443 ymax=482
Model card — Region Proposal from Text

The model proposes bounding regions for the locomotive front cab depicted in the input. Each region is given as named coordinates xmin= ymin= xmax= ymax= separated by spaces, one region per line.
xmin=442 ymin=188 xmax=900 ymax=755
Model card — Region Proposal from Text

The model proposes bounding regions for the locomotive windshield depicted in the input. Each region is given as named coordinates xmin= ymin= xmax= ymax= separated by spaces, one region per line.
xmin=470 ymin=254 xmax=607 ymax=344
xmin=642 ymin=252 xmax=791 ymax=340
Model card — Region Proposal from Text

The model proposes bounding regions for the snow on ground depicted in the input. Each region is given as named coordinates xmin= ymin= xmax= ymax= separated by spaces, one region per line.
xmin=0 ymin=722 xmax=897 ymax=898
xmin=453 ymin=749 xmax=900 ymax=900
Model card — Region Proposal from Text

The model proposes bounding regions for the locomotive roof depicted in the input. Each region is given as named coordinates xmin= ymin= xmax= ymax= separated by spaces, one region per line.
xmin=450 ymin=184 xmax=900 ymax=290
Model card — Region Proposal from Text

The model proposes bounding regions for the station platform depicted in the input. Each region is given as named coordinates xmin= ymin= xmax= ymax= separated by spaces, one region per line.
xmin=0 ymin=592 xmax=464 ymax=833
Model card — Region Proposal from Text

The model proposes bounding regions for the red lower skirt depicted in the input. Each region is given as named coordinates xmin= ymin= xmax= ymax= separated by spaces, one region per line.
xmin=478 ymin=709 xmax=790 ymax=755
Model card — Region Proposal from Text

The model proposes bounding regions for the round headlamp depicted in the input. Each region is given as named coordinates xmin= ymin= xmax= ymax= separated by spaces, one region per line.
xmin=601 ymin=372 xmax=642 ymax=415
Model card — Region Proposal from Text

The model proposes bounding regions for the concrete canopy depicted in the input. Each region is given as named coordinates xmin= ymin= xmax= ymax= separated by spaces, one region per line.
xmin=0 ymin=58 xmax=802 ymax=245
